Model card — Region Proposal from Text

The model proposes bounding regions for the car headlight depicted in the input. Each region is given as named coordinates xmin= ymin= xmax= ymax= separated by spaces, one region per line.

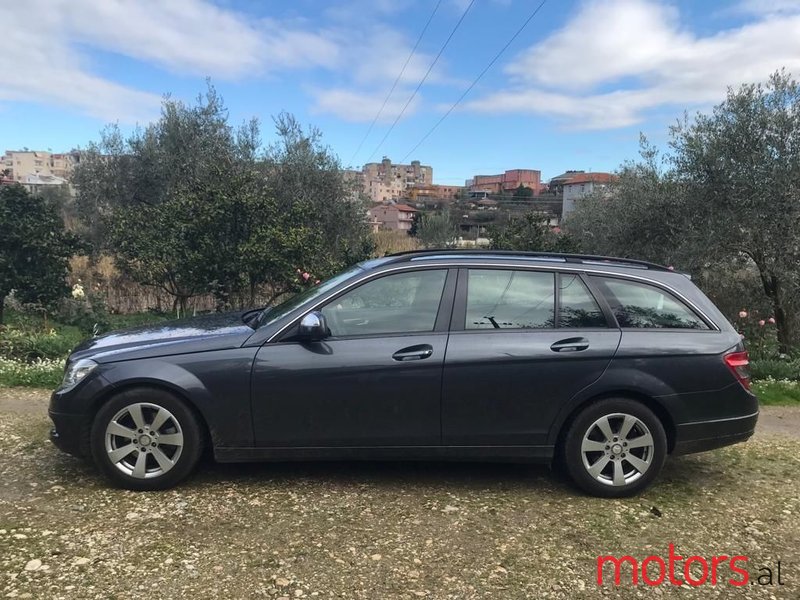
xmin=61 ymin=358 xmax=98 ymax=390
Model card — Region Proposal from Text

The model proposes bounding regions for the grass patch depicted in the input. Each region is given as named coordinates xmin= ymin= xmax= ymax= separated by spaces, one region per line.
xmin=0 ymin=357 xmax=64 ymax=388
xmin=752 ymin=379 xmax=800 ymax=406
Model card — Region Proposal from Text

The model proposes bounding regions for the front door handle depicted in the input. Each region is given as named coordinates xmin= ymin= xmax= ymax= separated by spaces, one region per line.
xmin=550 ymin=337 xmax=589 ymax=353
xmin=392 ymin=344 xmax=434 ymax=361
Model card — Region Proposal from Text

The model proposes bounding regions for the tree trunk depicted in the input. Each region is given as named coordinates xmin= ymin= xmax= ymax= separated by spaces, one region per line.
xmin=0 ymin=295 xmax=5 ymax=325
xmin=757 ymin=266 xmax=793 ymax=354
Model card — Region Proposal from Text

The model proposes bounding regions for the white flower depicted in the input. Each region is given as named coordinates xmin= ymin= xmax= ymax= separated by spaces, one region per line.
xmin=71 ymin=283 xmax=85 ymax=300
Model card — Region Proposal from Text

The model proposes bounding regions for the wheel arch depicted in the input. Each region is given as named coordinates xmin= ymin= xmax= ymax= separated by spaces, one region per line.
xmin=86 ymin=380 xmax=213 ymax=455
xmin=552 ymin=390 xmax=677 ymax=456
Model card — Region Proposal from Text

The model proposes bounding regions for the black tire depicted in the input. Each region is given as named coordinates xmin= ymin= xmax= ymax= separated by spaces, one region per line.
xmin=562 ymin=398 xmax=667 ymax=498
xmin=90 ymin=387 xmax=203 ymax=491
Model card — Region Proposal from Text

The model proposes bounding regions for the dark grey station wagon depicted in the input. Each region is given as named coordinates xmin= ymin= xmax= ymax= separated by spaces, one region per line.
xmin=49 ymin=251 xmax=758 ymax=497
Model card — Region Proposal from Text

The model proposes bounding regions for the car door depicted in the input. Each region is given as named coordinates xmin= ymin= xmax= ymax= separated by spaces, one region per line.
xmin=441 ymin=268 xmax=621 ymax=447
xmin=251 ymin=268 xmax=456 ymax=447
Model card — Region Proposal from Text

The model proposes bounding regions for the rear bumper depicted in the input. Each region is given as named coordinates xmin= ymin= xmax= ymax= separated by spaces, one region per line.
xmin=672 ymin=410 xmax=758 ymax=455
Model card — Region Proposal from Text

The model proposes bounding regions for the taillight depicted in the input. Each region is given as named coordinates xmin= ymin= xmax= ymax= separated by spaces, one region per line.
xmin=724 ymin=351 xmax=751 ymax=390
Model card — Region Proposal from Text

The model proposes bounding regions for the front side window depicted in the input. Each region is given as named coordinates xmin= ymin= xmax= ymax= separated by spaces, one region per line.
xmin=322 ymin=270 xmax=447 ymax=337
xmin=592 ymin=276 xmax=708 ymax=329
xmin=466 ymin=269 xmax=554 ymax=329
xmin=559 ymin=274 xmax=607 ymax=328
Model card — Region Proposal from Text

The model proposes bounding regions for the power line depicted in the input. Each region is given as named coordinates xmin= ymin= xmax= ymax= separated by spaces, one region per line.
xmin=347 ymin=0 xmax=444 ymax=166
xmin=401 ymin=0 xmax=548 ymax=162
xmin=366 ymin=0 xmax=476 ymax=164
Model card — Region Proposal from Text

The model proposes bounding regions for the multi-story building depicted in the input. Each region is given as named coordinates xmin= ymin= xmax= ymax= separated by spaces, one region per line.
xmin=368 ymin=203 xmax=418 ymax=232
xmin=358 ymin=158 xmax=433 ymax=203
xmin=2 ymin=149 xmax=80 ymax=182
xmin=408 ymin=183 xmax=464 ymax=201
xmin=561 ymin=172 xmax=615 ymax=218
xmin=468 ymin=169 xmax=542 ymax=196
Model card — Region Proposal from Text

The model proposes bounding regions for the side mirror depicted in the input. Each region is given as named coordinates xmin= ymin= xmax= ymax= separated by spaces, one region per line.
xmin=298 ymin=311 xmax=329 ymax=341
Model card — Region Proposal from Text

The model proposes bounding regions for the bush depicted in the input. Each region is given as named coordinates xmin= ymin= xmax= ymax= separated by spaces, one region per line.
xmin=750 ymin=359 xmax=800 ymax=381
xmin=0 ymin=357 xmax=64 ymax=388
xmin=56 ymin=283 xmax=110 ymax=336
xmin=0 ymin=327 xmax=83 ymax=362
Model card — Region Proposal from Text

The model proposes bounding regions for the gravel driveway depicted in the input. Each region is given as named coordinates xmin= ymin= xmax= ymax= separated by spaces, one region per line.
xmin=1 ymin=389 xmax=798 ymax=599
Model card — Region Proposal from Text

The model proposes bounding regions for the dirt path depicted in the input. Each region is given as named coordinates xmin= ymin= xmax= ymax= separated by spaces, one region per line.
xmin=1 ymin=386 xmax=799 ymax=599
xmin=4 ymin=387 xmax=797 ymax=437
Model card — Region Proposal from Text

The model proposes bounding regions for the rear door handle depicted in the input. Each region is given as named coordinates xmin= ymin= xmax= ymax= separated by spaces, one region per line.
xmin=392 ymin=344 xmax=434 ymax=361
xmin=550 ymin=337 xmax=589 ymax=353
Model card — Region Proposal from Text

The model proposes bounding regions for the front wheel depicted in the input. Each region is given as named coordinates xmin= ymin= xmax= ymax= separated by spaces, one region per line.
xmin=562 ymin=398 xmax=667 ymax=498
xmin=90 ymin=388 xmax=203 ymax=491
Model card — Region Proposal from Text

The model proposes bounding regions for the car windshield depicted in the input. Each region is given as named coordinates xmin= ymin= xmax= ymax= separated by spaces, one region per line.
xmin=255 ymin=265 xmax=365 ymax=329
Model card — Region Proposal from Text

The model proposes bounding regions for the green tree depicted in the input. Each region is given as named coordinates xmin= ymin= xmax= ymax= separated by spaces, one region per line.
xmin=414 ymin=211 xmax=458 ymax=248
xmin=513 ymin=184 xmax=534 ymax=198
xmin=670 ymin=70 xmax=800 ymax=352
xmin=0 ymin=185 xmax=80 ymax=324
xmin=566 ymin=71 xmax=800 ymax=351
xmin=73 ymin=86 xmax=372 ymax=313
xmin=490 ymin=212 xmax=578 ymax=253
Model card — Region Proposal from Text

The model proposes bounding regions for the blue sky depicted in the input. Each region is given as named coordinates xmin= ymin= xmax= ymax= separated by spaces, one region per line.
xmin=4 ymin=0 xmax=800 ymax=184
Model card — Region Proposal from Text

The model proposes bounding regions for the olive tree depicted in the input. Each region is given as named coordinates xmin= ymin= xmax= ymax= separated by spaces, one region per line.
xmin=566 ymin=71 xmax=800 ymax=351
xmin=0 ymin=185 xmax=80 ymax=323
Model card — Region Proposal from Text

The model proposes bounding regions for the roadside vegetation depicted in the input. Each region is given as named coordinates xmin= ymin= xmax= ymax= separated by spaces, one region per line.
xmin=3 ymin=72 xmax=800 ymax=406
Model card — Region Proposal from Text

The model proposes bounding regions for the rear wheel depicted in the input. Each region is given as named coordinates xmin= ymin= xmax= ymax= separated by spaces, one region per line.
xmin=562 ymin=398 xmax=667 ymax=497
xmin=90 ymin=388 xmax=203 ymax=491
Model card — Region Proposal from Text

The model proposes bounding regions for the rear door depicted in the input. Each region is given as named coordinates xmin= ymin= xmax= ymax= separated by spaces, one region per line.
xmin=441 ymin=268 xmax=621 ymax=446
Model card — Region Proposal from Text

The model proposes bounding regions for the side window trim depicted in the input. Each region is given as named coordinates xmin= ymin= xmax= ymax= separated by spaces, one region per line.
xmin=576 ymin=272 xmax=619 ymax=329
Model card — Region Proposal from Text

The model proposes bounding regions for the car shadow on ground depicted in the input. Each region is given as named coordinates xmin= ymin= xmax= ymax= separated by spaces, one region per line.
xmin=39 ymin=443 xmax=738 ymax=498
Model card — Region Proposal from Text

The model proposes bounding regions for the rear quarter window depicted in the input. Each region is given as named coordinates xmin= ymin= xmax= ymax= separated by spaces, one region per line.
xmin=591 ymin=276 xmax=709 ymax=330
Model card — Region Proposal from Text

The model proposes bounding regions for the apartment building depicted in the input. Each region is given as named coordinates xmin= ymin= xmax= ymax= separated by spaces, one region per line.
xmin=2 ymin=150 xmax=80 ymax=182
xmin=357 ymin=158 xmax=433 ymax=202
xmin=468 ymin=169 xmax=542 ymax=196
xmin=368 ymin=203 xmax=418 ymax=232
xmin=561 ymin=172 xmax=616 ymax=218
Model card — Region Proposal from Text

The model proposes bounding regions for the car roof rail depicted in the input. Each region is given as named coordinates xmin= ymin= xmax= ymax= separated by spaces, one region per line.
xmin=384 ymin=249 xmax=675 ymax=272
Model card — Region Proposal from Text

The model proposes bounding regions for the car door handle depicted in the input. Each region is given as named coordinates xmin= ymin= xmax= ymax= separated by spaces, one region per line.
xmin=550 ymin=337 xmax=590 ymax=353
xmin=392 ymin=344 xmax=434 ymax=361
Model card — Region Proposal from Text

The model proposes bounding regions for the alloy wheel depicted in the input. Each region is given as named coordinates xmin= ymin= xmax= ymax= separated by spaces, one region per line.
xmin=104 ymin=402 xmax=184 ymax=479
xmin=580 ymin=412 xmax=655 ymax=487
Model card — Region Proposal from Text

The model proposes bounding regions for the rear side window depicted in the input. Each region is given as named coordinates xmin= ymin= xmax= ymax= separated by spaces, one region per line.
xmin=559 ymin=274 xmax=607 ymax=328
xmin=466 ymin=269 xmax=554 ymax=329
xmin=592 ymin=276 xmax=708 ymax=330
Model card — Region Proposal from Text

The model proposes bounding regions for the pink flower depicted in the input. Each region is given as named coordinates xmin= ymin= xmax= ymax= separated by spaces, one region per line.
xmin=758 ymin=320 xmax=765 ymax=327
xmin=302 ymin=272 xmax=310 ymax=281
xmin=739 ymin=333 xmax=745 ymax=339
xmin=667 ymin=265 xmax=674 ymax=271
xmin=768 ymin=317 xmax=776 ymax=324
xmin=315 ymin=279 xmax=321 ymax=285
xmin=738 ymin=311 xmax=748 ymax=318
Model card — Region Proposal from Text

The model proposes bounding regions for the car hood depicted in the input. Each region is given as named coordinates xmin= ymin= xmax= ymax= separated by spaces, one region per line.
xmin=70 ymin=311 xmax=256 ymax=363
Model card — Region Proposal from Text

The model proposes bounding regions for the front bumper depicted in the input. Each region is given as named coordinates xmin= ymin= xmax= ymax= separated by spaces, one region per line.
xmin=48 ymin=372 xmax=113 ymax=458
xmin=49 ymin=411 xmax=88 ymax=457
xmin=672 ymin=410 xmax=758 ymax=455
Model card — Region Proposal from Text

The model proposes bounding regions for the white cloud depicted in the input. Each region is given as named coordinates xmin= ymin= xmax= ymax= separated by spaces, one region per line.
xmin=309 ymin=25 xmax=446 ymax=122
xmin=310 ymin=88 xmax=421 ymax=123
xmin=0 ymin=0 xmax=342 ymax=122
xmin=463 ymin=0 xmax=800 ymax=129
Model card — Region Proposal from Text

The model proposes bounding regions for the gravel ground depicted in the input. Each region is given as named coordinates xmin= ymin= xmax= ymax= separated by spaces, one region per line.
xmin=1 ymin=389 xmax=798 ymax=599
